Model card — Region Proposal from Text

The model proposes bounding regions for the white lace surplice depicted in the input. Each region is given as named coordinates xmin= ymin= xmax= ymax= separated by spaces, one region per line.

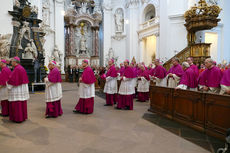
xmin=7 ymin=84 xmax=30 ymax=102
xmin=79 ymin=83 xmax=95 ymax=99
xmin=104 ymin=77 xmax=118 ymax=94
xmin=118 ymin=77 xmax=135 ymax=95
xmin=166 ymin=74 xmax=181 ymax=88
xmin=0 ymin=86 xmax=8 ymax=101
xmin=137 ymin=77 xmax=150 ymax=92
xmin=45 ymin=82 xmax=62 ymax=102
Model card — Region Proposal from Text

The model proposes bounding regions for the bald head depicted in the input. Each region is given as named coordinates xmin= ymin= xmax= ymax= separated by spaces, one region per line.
xmin=182 ymin=62 xmax=190 ymax=70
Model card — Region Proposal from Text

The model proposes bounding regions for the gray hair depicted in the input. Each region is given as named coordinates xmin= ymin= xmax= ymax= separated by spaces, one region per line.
xmin=11 ymin=58 xmax=20 ymax=64
xmin=205 ymin=58 xmax=214 ymax=64
xmin=182 ymin=62 xmax=190 ymax=68
xmin=172 ymin=57 xmax=180 ymax=63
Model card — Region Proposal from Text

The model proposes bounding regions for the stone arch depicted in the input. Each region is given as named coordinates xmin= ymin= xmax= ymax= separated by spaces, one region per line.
xmin=75 ymin=15 xmax=95 ymax=27
xmin=140 ymin=0 xmax=159 ymax=23
xmin=143 ymin=4 xmax=156 ymax=22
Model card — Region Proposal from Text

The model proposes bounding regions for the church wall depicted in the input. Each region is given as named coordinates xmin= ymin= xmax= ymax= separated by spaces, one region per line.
xmin=54 ymin=0 xmax=65 ymax=73
xmin=103 ymin=0 xmax=229 ymax=65
xmin=221 ymin=0 xmax=230 ymax=63
xmin=159 ymin=0 xmax=187 ymax=63
xmin=103 ymin=1 xmax=113 ymax=65
xmin=0 ymin=0 xmax=13 ymax=35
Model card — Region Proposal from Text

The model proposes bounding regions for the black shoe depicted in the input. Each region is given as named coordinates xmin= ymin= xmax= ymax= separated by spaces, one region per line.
xmin=125 ymin=106 xmax=130 ymax=110
xmin=73 ymin=110 xmax=81 ymax=114
xmin=0 ymin=113 xmax=8 ymax=117
xmin=114 ymin=102 xmax=117 ymax=105
xmin=115 ymin=107 xmax=121 ymax=110
xmin=45 ymin=115 xmax=52 ymax=118
xmin=104 ymin=104 xmax=112 ymax=106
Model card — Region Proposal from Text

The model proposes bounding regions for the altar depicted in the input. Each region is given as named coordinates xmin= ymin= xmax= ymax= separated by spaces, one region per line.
xmin=64 ymin=0 xmax=102 ymax=67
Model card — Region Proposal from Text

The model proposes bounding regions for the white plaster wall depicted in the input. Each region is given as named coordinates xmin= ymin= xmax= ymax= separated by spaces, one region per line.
xmin=103 ymin=0 xmax=230 ymax=65
xmin=54 ymin=0 xmax=65 ymax=73
xmin=0 ymin=0 xmax=13 ymax=35
xmin=221 ymin=0 xmax=230 ymax=63
xmin=112 ymin=39 xmax=126 ymax=65
xmin=159 ymin=0 xmax=169 ymax=62
xmin=103 ymin=0 xmax=112 ymax=66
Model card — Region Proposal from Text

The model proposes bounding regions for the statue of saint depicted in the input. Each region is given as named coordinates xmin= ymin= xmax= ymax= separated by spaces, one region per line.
xmin=114 ymin=9 xmax=124 ymax=33
xmin=80 ymin=35 xmax=87 ymax=53
xmin=18 ymin=21 xmax=31 ymax=49
xmin=108 ymin=48 xmax=114 ymax=60
xmin=42 ymin=0 xmax=50 ymax=26
xmin=0 ymin=34 xmax=11 ymax=58
xmin=24 ymin=43 xmax=37 ymax=59
xmin=80 ymin=2 xmax=88 ymax=14
xmin=15 ymin=0 xmax=20 ymax=7
xmin=53 ymin=45 xmax=62 ymax=65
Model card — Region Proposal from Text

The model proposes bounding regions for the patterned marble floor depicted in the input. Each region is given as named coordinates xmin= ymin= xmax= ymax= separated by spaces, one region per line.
xmin=0 ymin=83 xmax=225 ymax=153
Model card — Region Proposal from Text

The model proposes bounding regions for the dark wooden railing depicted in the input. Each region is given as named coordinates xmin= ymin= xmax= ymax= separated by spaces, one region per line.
xmin=149 ymin=85 xmax=230 ymax=140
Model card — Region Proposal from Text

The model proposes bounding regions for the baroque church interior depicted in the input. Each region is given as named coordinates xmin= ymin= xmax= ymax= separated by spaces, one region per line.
xmin=0 ymin=0 xmax=230 ymax=153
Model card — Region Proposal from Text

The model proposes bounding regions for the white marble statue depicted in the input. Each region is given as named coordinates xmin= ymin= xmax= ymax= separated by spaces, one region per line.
xmin=24 ymin=43 xmax=38 ymax=59
xmin=114 ymin=9 xmax=124 ymax=33
xmin=31 ymin=5 xmax=38 ymax=14
xmin=0 ymin=34 xmax=12 ymax=58
xmin=80 ymin=35 xmax=87 ymax=52
xmin=18 ymin=21 xmax=31 ymax=49
xmin=52 ymin=45 xmax=62 ymax=65
xmin=105 ymin=48 xmax=118 ymax=65
xmin=208 ymin=0 xmax=219 ymax=5
xmin=15 ymin=0 xmax=20 ymax=7
xmin=93 ymin=3 xmax=102 ymax=14
xmin=42 ymin=0 xmax=50 ymax=26
xmin=108 ymin=48 xmax=114 ymax=60
xmin=80 ymin=2 xmax=88 ymax=14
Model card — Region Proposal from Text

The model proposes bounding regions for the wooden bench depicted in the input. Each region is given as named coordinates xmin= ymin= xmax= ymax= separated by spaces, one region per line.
xmin=149 ymin=85 xmax=230 ymax=140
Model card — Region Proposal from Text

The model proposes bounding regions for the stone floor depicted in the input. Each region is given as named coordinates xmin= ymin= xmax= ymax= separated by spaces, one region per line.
xmin=0 ymin=83 xmax=226 ymax=153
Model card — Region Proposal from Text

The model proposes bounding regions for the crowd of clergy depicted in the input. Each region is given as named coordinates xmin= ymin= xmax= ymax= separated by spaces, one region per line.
xmin=0 ymin=56 xmax=229 ymax=123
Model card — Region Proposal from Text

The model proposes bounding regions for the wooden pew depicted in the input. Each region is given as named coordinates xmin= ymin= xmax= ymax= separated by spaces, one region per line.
xmin=205 ymin=93 xmax=230 ymax=139
xmin=173 ymin=89 xmax=205 ymax=131
xmin=149 ymin=85 xmax=230 ymax=140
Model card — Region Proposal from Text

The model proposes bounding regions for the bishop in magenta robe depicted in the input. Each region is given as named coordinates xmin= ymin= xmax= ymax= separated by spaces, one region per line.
xmin=44 ymin=61 xmax=63 ymax=118
xmin=104 ymin=59 xmax=118 ymax=106
xmin=176 ymin=62 xmax=198 ymax=91
xmin=220 ymin=68 xmax=230 ymax=95
xmin=7 ymin=57 xmax=29 ymax=123
xmin=137 ymin=65 xmax=150 ymax=102
xmin=117 ymin=60 xmax=135 ymax=110
xmin=0 ymin=59 xmax=11 ymax=116
xmin=166 ymin=58 xmax=184 ymax=88
xmin=151 ymin=59 xmax=167 ymax=86
xmin=199 ymin=58 xmax=222 ymax=93
xmin=74 ymin=60 xmax=96 ymax=114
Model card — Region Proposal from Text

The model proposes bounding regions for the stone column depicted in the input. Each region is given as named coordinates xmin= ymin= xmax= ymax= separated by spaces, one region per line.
xmin=65 ymin=25 xmax=70 ymax=56
xmin=10 ymin=21 xmax=21 ymax=57
xmin=102 ymin=1 xmax=112 ymax=65
xmin=69 ymin=25 xmax=76 ymax=56
xmin=92 ymin=27 xmax=99 ymax=56
xmin=126 ymin=2 xmax=139 ymax=61
xmin=155 ymin=32 xmax=160 ymax=59
xmin=54 ymin=0 xmax=65 ymax=73
xmin=139 ymin=38 xmax=144 ymax=63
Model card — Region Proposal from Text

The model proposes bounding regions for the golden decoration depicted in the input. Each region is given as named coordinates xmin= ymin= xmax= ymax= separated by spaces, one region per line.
xmin=131 ymin=57 xmax=136 ymax=65
xmin=163 ymin=0 xmax=221 ymax=70
xmin=22 ymin=6 xmax=31 ymax=18
xmin=80 ymin=22 xmax=85 ymax=35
